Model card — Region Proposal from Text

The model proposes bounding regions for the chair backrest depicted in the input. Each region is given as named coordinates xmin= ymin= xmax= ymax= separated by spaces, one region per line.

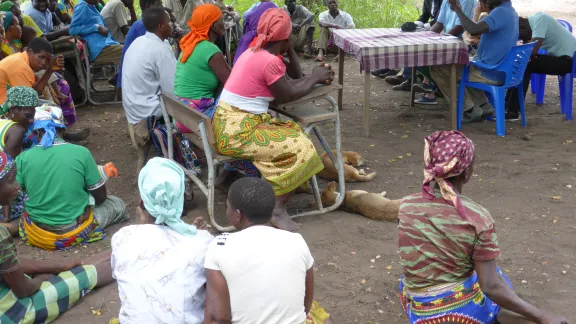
xmin=493 ymin=42 xmax=537 ymax=87
xmin=160 ymin=92 xmax=216 ymax=148
xmin=558 ymin=19 xmax=573 ymax=33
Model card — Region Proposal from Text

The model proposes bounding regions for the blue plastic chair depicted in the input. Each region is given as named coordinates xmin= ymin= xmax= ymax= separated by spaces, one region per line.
xmin=457 ymin=42 xmax=536 ymax=136
xmin=558 ymin=51 xmax=576 ymax=120
xmin=529 ymin=19 xmax=574 ymax=120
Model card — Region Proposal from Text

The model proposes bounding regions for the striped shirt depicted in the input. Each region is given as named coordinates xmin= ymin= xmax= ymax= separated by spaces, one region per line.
xmin=398 ymin=191 xmax=500 ymax=290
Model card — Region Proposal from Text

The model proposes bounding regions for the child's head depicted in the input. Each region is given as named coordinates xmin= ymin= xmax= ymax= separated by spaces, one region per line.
xmin=226 ymin=177 xmax=276 ymax=229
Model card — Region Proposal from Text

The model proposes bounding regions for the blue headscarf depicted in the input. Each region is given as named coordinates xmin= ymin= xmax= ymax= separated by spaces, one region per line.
xmin=33 ymin=104 xmax=66 ymax=148
xmin=138 ymin=157 xmax=198 ymax=236
xmin=3 ymin=11 xmax=13 ymax=30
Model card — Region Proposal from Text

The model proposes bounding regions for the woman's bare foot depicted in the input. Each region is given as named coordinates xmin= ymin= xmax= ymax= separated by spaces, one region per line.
xmin=270 ymin=207 xmax=299 ymax=232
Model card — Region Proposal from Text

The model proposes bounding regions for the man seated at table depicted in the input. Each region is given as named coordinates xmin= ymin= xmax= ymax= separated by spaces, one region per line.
xmin=430 ymin=0 xmax=517 ymax=123
xmin=316 ymin=0 xmax=354 ymax=62
xmin=24 ymin=0 xmax=69 ymax=40
xmin=122 ymin=6 xmax=176 ymax=174
xmin=372 ymin=0 xmax=442 ymax=78
xmin=101 ymin=0 xmax=137 ymax=43
xmin=283 ymin=0 xmax=314 ymax=56
xmin=505 ymin=13 xmax=576 ymax=120
xmin=387 ymin=0 xmax=474 ymax=96
xmin=69 ymin=0 xmax=123 ymax=84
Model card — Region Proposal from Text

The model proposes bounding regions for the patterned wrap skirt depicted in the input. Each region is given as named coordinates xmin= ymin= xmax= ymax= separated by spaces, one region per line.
xmin=213 ymin=101 xmax=323 ymax=195
xmin=0 ymin=265 xmax=97 ymax=323
xmin=399 ymin=268 xmax=512 ymax=324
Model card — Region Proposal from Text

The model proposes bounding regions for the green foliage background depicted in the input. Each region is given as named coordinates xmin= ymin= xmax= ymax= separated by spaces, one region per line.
xmin=132 ymin=0 xmax=420 ymax=29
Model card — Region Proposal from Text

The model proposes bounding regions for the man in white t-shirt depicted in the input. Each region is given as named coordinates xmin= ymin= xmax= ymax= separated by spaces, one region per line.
xmin=204 ymin=177 xmax=332 ymax=324
xmin=316 ymin=0 xmax=354 ymax=61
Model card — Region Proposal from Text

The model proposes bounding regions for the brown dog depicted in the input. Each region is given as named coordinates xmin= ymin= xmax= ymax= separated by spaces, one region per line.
xmin=320 ymin=182 xmax=400 ymax=222
xmin=317 ymin=150 xmax=377 ymax=182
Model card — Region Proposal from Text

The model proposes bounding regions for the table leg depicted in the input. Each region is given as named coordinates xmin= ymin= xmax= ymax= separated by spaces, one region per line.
xmin=450 ymin=64 xmax=457 ymax=130
xmin=364 ymin=71 xmax=371 ymax=137
xmin=338 ymin=48 xmax=344 ymax=111
xmin=410 ymin=67 xmax=417 ymax=108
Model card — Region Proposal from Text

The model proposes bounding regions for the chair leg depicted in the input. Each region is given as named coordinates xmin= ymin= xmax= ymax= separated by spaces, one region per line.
xmin=493 ymin=89 xmax=506 ymax=136
xmin=563 ymin=74 xmax=573 ymax=121
xmin=559 ymin=75 xmax=566 ymax=114
xmin=530 ymin=73 xmax=537 ymax=94
xmin=517 ymin=85 xmax=527 ymax=128
xmin=535 ymin=74 xmax=546 ymax=105
xmin=456 ymin=81 xmax=466 ymax=130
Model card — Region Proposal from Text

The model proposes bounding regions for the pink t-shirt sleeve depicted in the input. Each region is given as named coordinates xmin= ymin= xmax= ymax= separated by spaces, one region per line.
xmin=264 ymin=57 xmax=286 ymax=86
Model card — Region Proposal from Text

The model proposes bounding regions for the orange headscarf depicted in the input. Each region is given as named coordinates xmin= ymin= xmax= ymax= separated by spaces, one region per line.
xmin=179 ymin=4 xmax=222 ymax=63
xmin=254 ymin=8 xmax=291 ymax=50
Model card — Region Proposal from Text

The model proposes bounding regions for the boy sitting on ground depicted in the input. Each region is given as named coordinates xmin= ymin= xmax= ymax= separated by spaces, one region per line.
xmin=204 ymin=177 xmax=332 ymax=324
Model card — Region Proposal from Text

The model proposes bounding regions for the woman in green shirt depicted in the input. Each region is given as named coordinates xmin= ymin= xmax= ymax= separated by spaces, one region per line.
xmin=174 ymin=4 xmax=229 ymax=125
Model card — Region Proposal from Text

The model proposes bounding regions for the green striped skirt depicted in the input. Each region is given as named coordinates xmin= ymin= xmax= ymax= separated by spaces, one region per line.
xmin=0 ymin=265 xmax=97 ymax=323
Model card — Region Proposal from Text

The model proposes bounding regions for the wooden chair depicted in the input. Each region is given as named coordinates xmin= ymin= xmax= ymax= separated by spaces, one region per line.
xmin=159 ymin=84 xmax=345 ymax=231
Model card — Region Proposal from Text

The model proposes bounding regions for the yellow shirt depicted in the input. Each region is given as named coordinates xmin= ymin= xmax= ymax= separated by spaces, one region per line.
xmin=23 ymin=15 xmax=44 ymax=37
xmin=0 ymin=52 xmax=35 ymax=103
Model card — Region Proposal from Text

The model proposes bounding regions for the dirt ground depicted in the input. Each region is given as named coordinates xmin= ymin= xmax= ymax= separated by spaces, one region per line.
xmin=18 ymin=4 xmax=575 ymax=323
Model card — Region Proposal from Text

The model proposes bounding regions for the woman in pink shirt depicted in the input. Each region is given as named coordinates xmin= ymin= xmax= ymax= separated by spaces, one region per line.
xmin=213 ymin=8 xmax=332 ymax=231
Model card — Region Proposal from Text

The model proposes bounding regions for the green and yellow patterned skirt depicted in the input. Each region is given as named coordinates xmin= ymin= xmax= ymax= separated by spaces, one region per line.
xmin=213 ymin=101 xmax=324 ymax=196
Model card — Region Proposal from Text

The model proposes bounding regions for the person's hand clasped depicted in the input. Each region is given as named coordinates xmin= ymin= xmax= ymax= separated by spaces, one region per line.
xmin=61 ymin=259 xmax=83 ymax=272
xmin=97 ymin=25 xmax=108 ymax=37
xmin=49 ymin=55 xmax=65 ymax=71
xmin=192 ymin=217 xmax=208 ymax=230
xmin=34 ymin=273 xmax=55 ymax=282
xmin=313 ymin=62 xmax=334 ymax=85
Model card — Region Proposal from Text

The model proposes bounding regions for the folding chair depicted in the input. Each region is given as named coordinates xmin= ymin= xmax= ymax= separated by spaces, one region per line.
xmin=160 ymin=92 xmax=245 ymax=232
xmin=268 ymin=84 xmax=345 ymax=219
xmin=223 ymin=13 xmax=240 ymax=65
xmin=81 ymin=41 xmax=121 ymax=105
xmin=160 ymin=85 xmax=345 ymax=231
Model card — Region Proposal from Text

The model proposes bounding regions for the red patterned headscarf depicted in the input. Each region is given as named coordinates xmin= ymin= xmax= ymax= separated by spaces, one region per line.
xmin=422 ymin=131 xmax=475 ymax=218
xmin=254 ymin=8 xmax=291 ymax=50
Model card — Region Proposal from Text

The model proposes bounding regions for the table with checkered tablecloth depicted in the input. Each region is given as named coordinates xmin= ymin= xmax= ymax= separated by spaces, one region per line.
xmin=332 ymin=28 xmax=470 ymax=137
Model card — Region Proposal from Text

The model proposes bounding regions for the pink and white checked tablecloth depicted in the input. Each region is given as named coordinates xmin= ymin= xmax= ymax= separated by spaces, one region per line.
xmin=332 ymin=28 xmax=470 ymax=72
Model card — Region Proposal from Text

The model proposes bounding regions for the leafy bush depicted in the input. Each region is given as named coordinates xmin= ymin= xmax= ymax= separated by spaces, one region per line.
xmin=132 ymin=0 xmax=420 ymax=28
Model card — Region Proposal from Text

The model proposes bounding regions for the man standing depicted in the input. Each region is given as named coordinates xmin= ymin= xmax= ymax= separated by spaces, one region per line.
xmin=430 ymin=0 xmax=517 ymax=123
xmin=70 ymin=0 xmax=123 ymax=67
xmin=101 ymin=0 xmax=137 ymax=43
xmin=164 ymin=0 xmax=201 ymax=31
xmin=506 ymin=13 xmax=576 ymax=120
xmin=316 ymin=0 xmax=354 ymax=62
xmin=122 ymin=7 xmax=176 ymax=174
xmin=283 ymin=0 xmax=314 ymax=56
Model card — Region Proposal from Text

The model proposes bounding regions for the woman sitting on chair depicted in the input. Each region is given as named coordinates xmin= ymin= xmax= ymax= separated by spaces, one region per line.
xmin=213 ymin=8 xmax=333 ymax=231
xmin=174 ymin=4 xmax=229 ymax=121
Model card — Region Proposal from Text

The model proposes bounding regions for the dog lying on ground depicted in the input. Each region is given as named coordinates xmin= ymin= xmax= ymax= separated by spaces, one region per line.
xmin=320 ymin=182 xmax=400 ymax=222
xmin=317 ymin=150 xmax=377 ymax=182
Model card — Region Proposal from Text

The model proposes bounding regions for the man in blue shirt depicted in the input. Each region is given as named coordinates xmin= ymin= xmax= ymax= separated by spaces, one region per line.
xmin=24 ymin=0 xmax=70 ymax=40
xmin=69 ymin=0 xmax=124 ymax=83
xmin=387 ymin=0 xmax=474 ymax=94
xmin=430 ymin=0 xmax=518 ymax=123
xmin=116 ymin=0 xmax=163 ymax=88
xmin=505 ymin=13 xmax=576 ymax=120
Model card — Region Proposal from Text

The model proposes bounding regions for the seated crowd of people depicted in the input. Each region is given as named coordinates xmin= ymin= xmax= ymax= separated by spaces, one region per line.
xmin=0 ymin=0 xmax=572 ymax=322
xmin=376 ymin=0 xmax=576 ymax=122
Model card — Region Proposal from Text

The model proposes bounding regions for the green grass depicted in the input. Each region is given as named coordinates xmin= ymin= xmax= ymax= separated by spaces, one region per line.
xmin=132 ymin=0 xmax=419 ymax=29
